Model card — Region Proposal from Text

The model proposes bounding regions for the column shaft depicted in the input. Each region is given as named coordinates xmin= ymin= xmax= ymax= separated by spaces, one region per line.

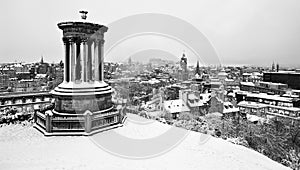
xmin=94 ymin=40 xmax=99 ymax=82
xmin=75 ymin=41 xmax=81 ymax=81
xmin=99 ymin=40 xmax=104 ymax=81
xmin=70 ymin=41 xmax=75 ymax=82
xmin=81 ymin=41 xmax=87 ymax=82
xmin=64 ymin=41 xmax=70 ymax=82
xmin=87 ymin=41 xmax=93 ymax=81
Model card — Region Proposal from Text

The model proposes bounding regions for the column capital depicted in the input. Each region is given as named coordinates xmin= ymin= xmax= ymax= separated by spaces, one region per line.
xmin=62 ymin=37 xmax=73 ymax=44
xmin=74 ymin=37 xmax=82 ymax=44
xmin=99 ymin=39 xmax=105 ymax=45
xmin=81 ymin=37 xmax=88 ymax=43
xmin=87 ymin=39 xmax=93 ymax=45
xmin=94 ymin=38 xmax=100 ymax=44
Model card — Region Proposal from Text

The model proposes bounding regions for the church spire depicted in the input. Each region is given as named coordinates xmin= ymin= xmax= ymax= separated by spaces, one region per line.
xmin=195 ymin=60 xmax=200 ymax=75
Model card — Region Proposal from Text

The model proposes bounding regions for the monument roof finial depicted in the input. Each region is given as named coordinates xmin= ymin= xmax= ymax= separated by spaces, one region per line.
xmin=79 ymin=10 xmax=88 ymax=20
xmin=182 ymin=50 xmax=186 ymax=58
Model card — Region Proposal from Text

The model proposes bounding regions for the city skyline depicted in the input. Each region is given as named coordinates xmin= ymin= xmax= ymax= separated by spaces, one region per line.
xmin=1 ymin=2 xmax=300 ymax=168
xmin=1 ymin=0 xmax=300 ymax=67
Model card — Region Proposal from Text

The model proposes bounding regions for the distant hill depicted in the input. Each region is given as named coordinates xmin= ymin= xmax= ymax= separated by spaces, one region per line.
xmin=126 ymin=49 xmax=179 ymax=64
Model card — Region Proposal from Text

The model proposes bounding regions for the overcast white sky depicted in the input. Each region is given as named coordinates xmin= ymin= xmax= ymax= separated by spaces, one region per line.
xmin=1 ymin=0 xmax=300 ymax=67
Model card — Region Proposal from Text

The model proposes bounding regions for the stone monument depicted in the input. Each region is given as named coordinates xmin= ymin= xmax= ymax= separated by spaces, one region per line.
xmin=34 ymin=11 xmax=122 ymax=136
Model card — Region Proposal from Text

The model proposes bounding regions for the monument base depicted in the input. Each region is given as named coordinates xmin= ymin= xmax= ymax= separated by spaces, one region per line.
xmin=34 ymin=81 xmax=124 ymax=136
xmin=34 ymin=108 xmax=123 ymax=136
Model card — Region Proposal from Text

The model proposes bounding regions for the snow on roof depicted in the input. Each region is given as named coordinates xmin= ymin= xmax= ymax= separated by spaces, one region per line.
xmin=281 ymin=94 xmax=299 ymax=98
xmin=242 ymin=73 xmax=252 ymax=76
xmin=253 ymin=72 xmax=262 ymax=76
xmin=292 ymin=89 xmax=300 ymax=93
xmin=247 ymin=92 xmax=293 ymax=103
xmin=187 ymin=93 xmax=211 ymax=107
xmin=188 ymin=99 xmax=203 ymax=107
xmin=210 ymin=82 xmax=222 ymax=85
xmin=218 ymin=72 xmax=228 ymax=76
xmin=223 ymin=102 xmax=239 ymax=113
xmin=35 ymin=74 xmax=47 ymax=78
xmin=265 ymin=71 xmax=300 ymax=75
xmin=238 ymin=101 xmax=268 ymax=109
xmin=20 ymin=79 xmax=34 ymax=82
xmin=247 ymin=114 xmax=264 ymax=122
xmin=238 ymin=101 xmax=300 ymax=112
xmin=225 ymin=78 xmax=234 ymax=82
xmin=240 ymin=82 xmax=255 ymax=86
xmin=269 ymin=105 xmax=300 ymax=112
xmin=13 ymin=63 xmax=23 ymax=67
xmin=188 ymin=93 xmax=197 ymax=100
xmin=164 ymin=99 xmax=190 ymax=113
xmin=16 ymin=71 xmax=30 ymax=74
xmin=148 ymin=78 xmax=160 ymax=84
xmin=259 ymin=81 xmax=287 ymax=86
xmin=227 ymin=92 xmax=235 ymax=97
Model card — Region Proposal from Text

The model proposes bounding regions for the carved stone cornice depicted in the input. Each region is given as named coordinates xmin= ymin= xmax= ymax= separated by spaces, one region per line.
xmin=58 ymin=22 xmax=108 ymax=40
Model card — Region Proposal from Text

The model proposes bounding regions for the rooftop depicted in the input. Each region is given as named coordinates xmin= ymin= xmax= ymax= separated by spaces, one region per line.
xmin=240 ymin=82 xmax=255 ymax=86
xmin=264 ymin=71 xmax=300 ymax=75
xmin=247 ymin=92 xmax=294 ymax=103
xmin=164 ymin=99 xmax=190 ymax=113
xmin=237 ymin=91 xmax=295 ymax=103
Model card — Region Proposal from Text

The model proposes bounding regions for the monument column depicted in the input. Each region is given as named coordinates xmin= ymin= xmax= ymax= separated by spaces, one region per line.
xmin=94 ymin=39 xmax=100 ymax=82
xmin=81 ymin=39 xmax=87 ymax=82
xmin=75 ymin=39 xmax=82 ymax=81
xmin=70 ymin=39 xmax=75 ymax=82
xmin=63 ymin=38 xmax=70 ymax=82
xmin=99 ymin=39 xmax=105 ymax=81
xmin=87 ymin=40 xmax=93 ymax=81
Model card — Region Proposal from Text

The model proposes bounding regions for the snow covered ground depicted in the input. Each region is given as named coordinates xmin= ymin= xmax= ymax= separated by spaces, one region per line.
xmin=0 ymin=115 xmax=290 ymax=170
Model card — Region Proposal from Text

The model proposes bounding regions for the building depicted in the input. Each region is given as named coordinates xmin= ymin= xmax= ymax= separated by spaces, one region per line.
xmin=0 ymin=74 xmax=9 ymax=90
xmin=242 ymin=72 xmax=262 ymax=82
xmin=223 ymin=101 xmax=240 ymax=118
xmin=16 ymin=71 xmax=32 ymax=80
xmin=208 ymin=95 xmax=239 ymax=117
xmin=194 ymin=60 xmax=201 ymax=76
xmin=240 ymin=81 xmax=289 ymax=95
xmin=236 ymin=91 xmax=300 ymax=108
xmin=14 ymin=79 xmax=41 ymax=92
xmin=263 ymin=71 xmax=300 ymax=90
xmin=34 ymin=13 xmax=122 ymax=136
xmin=163 ymin=99 xmax=190 ymax=119
xmin=238 ymin=101 xmax=300 ymax=121
xmin=179 ymin=89 xmax=210 ymax=116
xmin=236 ymin=91 xmax=300 ymax=120
xmin=217 ymin=69 xmax=228 ymax=82
xmin=37 ymin=57 xmax=50 ymax=74
xmin=178 ymin=53 xmax=188 ymax=81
